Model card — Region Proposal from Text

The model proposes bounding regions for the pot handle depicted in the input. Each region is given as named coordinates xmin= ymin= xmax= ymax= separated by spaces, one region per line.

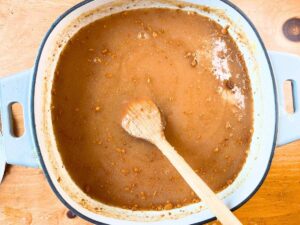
xmin=0 ymin=68 xmax=39 ymax=174
xmin=268 ymin=51 xmax=300 ymax=146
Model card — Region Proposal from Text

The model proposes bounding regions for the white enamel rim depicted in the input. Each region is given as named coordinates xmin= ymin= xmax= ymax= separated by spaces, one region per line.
xmin=33 ymin=0 xmax=277 ymax=224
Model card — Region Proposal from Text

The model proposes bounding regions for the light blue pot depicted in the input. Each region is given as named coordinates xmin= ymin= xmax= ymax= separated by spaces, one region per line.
xmin=0 ymin=0 xmax=300 ymax=224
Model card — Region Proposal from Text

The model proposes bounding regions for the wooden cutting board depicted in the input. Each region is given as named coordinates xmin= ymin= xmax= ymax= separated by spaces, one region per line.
xmin=0 ymin=0 xmax=299 ymax=224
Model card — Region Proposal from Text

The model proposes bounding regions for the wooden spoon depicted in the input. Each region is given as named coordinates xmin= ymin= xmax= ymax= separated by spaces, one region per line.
xmin=121 ymin=99 xmax=242 ymax=225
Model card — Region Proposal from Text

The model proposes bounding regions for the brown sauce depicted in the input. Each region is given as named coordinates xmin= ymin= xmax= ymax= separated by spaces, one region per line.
xmin=51 ymin=8 xmax=253 ymax=210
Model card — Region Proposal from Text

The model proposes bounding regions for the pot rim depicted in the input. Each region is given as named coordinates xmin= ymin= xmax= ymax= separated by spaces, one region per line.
xmin=31 ymin=0 xmax=278 ymax=224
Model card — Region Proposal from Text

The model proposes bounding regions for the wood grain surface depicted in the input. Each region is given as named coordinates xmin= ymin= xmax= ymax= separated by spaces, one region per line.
xmin=0 ymin=0 xmax=299 ymax=224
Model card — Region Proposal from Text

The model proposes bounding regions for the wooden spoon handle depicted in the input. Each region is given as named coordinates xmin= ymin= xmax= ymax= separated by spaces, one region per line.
xmin=154 ymin=137 xmax=242 ymax=225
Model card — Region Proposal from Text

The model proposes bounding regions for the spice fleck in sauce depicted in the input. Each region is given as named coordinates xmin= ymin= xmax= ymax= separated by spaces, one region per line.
xmin=52 ymin=8 xmax=253 ymax=210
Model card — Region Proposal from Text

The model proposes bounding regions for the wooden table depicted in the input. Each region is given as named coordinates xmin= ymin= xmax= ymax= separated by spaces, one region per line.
xmin=0 ymin=0 xmax=299 ymax=224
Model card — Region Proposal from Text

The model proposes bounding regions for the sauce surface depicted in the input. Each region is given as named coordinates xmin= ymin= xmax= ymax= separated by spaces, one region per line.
xmin=52 ymin=8 xmax=253 ymax=210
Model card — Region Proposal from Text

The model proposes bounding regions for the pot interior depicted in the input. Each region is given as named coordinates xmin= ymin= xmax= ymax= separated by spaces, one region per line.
xmin=34 ymin=0 xmax=276 ymax=224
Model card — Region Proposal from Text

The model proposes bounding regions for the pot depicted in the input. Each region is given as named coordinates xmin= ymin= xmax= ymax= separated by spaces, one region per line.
xmin=0 ymin=0 xmax=299 ymax=224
